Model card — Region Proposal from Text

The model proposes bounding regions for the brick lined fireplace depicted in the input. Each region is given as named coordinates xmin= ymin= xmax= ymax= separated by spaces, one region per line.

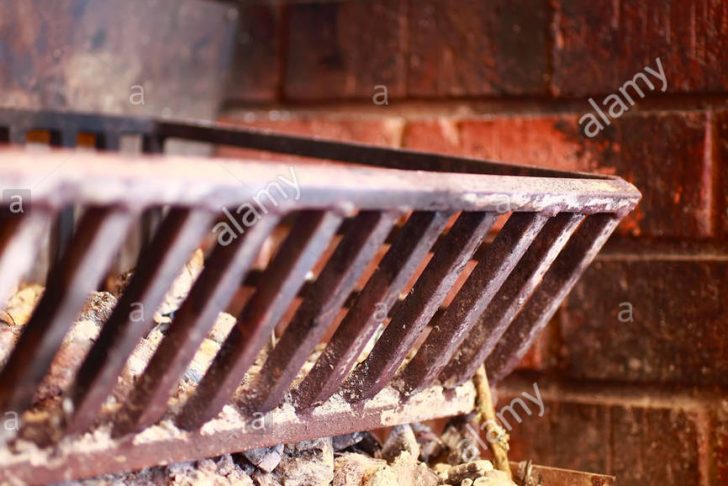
xmin=221 ymin=1 xmax=728 ymax=484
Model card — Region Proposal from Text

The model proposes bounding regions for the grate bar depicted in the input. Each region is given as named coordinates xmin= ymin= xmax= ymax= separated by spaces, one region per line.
xmin=47 ymin=128 xmax=77 ymax=273
xmin=441 ymin=213 xmax=584 ymax=387
xmin=176 ymin=210 xmax=343 ymax=430
xmin=0 ymin=382 xmax=476 ymax=484
xmin=66 ymin=208 xmax=215 ymax=435
xmin=293 ymin=211 xmax=452 ymax=410
xmin=486 ymin=214 xmax=621 ymax=381
xmin=159 ymin=120 xmax=609 ymax=180
xmin=343 ymin=211 xmax=497 ymax=403
xmin=248 ymin=211 xmax=398 ymax=413
xmin=0 ymin=207 xmax=133 ymax=418
xmin=398 ymin=212 xmax=550 ymax=395
xmin=100 ymin=132 xmax=121 ymax=151
xmin=0 ymin=211 xmax=51 ymax=308
xmin=112 ymin=216 xmax=280 ymax=437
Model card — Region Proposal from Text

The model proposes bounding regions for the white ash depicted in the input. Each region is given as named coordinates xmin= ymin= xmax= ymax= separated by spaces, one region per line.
xmin=54 ymin=453 xmax=253 ymax=486
xmin=242 ymin=444 xmax=284 ymax=473
xmin=380 ymin=424 xmax=420 ymax=463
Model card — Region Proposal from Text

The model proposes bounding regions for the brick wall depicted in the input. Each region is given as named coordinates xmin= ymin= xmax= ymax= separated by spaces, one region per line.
xmin=222 ymin=1 xmax=728 ymax=484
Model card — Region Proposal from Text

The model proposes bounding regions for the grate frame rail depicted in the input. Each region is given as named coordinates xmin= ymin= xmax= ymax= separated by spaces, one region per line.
xmin=0 ymin=109 xmax=640 ymax=483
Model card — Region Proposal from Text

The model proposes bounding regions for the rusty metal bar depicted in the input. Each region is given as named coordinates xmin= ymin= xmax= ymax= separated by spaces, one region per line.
xmin=48 ymin=131 xmax=77 ymax=272
xmin=293 ymin=211 xmax=451 ymax=410
xmin=159 ymin=119 xmax=609 ymax=180
xmin=0 ymin=150 xmax=641 ymax=216
xmin=8 ymin=127 xmax=25 ymax=145
xmin=66 ymin=208 xmax=214 ymax=435
xmin=343 ymin=211 xmax=497 ymax=403
xmin=0 ymin=382 xmax=476 ymax=485
xmin=0 ymin=107 xmax=617 ymax=180
xmin=398 ymin=212 xmax=549 ymax=395
xmin=511 ymin=462 xmax=615 ymax=486
xmin=49 ymin=206 xmax=75 ymax=279
xmin=0 ymin=109 xmax=156 ymax=143
xmin=247 ymin=211 xmax=398 ymax=413
xmin=441 ymin=213 xmax=584 ymax=387
xmin=176 ymin=210 xmax=343 ymax=431
xmin=0 ymin=207 xmax=133 ymax=417
xmin=98 ymin=132 xmax=121 ymax=151
xmin=240 ymin=224 xmax=523 ymax=320
xmin=112 ymin=215 xmax=280 ymax=437
xmin=0 ymin=211 xmax=51 ymax=308
xmin=487 ymin=213 xmax=621 ymax=382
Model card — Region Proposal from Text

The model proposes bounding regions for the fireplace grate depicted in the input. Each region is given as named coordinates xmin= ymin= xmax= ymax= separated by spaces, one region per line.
xmin=0 ymin=108 xmax=639 ymax=483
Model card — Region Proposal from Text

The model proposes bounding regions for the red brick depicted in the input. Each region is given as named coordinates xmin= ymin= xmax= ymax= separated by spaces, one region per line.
xmin=716 ymin=400 xmax=728 ymax=484
xmin=512 ymin=320 xmax=558 ymax=373
xmin=459 ymin=117 xmax=596 ymax=172
xmin=499 ymin=381 xmax=707 ymax=485
xmin=561 ymin=257 xmax=728 ymax=387
xmin=403 ymin=116 xmax=595 ymax=171
xmin=401 ymin=120 xmax=463 ymax=157
xmin=404 ymin=111 xmax=711 ymax=238
xmin=215 ymin=115 xmax=403 ymax=161
xmin=225 ymin=4 xmax=280 ymax=103
xmin=598 ymin=111 xmax=709 ymax=238
xmin=552 ymin=0 xmax=728 ymax=96
xmin=284 ymin=0 xmax=406 ymax=101
xmin=716 ymin=111 xmax=728 ymax=236
xmin=407 ymin=0 xmax=550 ymax=97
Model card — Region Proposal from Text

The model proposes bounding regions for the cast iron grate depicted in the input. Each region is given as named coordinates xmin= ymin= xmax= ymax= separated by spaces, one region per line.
xmin=0 ymin=108 xmax=639 ymax=483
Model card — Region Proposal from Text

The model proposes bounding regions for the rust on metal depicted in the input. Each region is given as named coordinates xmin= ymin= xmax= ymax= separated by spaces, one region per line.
xmin=66 ymin=208 xmax=215 ymax=436
xmin=176 ymin=210 xmax=343 ymax=430
xmin=487 ymin=214 xmax=622 ymax=382
xmin=0 ymin=207 xmax=134 ymax=417
xmin=441 ymin=212 xmax=585 ymax=387
xmin=248 ymin=210 xmax=398 ymax=413
xmin=0 ymin=108 xmax=640 ymax=483
xmin=398 ymin=212 xmax=550 ymax=395
xmin=294 ymin=211 xmax=451 ymax=410
xmin=512 ymin=461 xmax=616 ymax=486
xmin=343 ymin=211 xmax=497 ymax=403
xmin=0 ymin=210 xmax=51 ymax=307
xmin=112 ymin=215 xmax=280 ymax=437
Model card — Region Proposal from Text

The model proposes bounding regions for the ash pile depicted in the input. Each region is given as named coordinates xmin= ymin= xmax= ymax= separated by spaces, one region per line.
xmin=59 ymin=421 xmax=515 ymax=486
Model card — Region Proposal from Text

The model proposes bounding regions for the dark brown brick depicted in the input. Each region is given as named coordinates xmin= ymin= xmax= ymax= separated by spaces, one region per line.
xmin=284 ymin=0 xmax=406 ymax=101
xmin=506 ymin=399 xmax=610 ymax=474
xmin=562 ymin=257 xmax=728 ymax=387
xmin=404 ymin=111 xmax=711 ymax=238
xmin=500 ymin=381 xmax=707 ymax=485
xmin=552 ymin=0 xmax=728 ymax=96
xmin=225 ymin=4 xmax=280 ymax=103
xmin=609 ymin=402 xmax=704 ymax=485
xmin=407 ymin=0 xmax=550 ymax=97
